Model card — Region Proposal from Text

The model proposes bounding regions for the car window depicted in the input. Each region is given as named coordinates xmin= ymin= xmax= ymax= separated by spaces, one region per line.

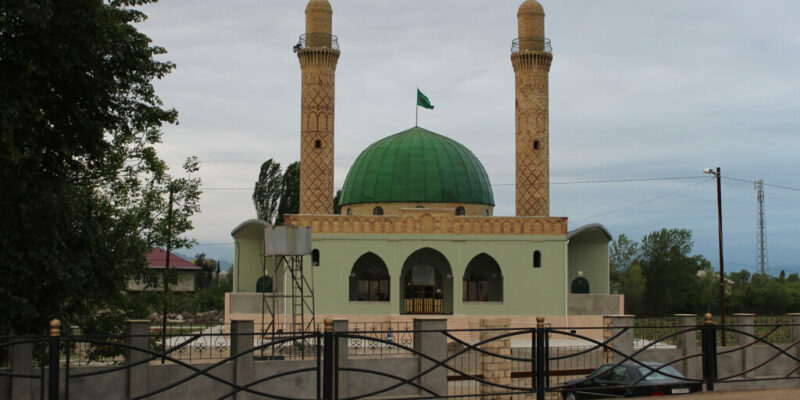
xmin=609 ymin=366 xmax=629 ymax=382
xmin=590 ymin=365 xmax=611 ymax=378
xmin=638 ymin=365 xmax=684 ymax=382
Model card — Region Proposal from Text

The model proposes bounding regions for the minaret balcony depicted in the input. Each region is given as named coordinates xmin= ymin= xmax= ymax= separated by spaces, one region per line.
xmin=511 ymin=37 xmax=552 ymax=53
xmin=295 ymin=33 xmax=340 ymax=51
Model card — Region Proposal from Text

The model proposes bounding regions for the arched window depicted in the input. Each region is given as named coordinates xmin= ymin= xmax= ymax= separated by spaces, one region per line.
xmin=484 ymin=209 xmax=489 ymax=216
xmin=455 ymin=206 xmax=465 ymax=216
xmin=534 ymin=140 xmax=540 ymax=150
xmin=373 ymin=206 xmax=384 ymax=216
xmin=314 ymin=139 xmax=321 ymax=149
xmin=463 ymin=253 xmax=503 ymax=302
xmin=346 ymin=208 xmax=352 ymax=215
xmin=256 ymin=275 xmax=273 ymax=293
xmin=533 ymin=251 xmax=542 ymax=268
xmin=571 ymin=277 xmax=590 ymax=294
xmin=311 ymin=249 xmax=320 ymax=266
xmin=349 ymin=253 xmax=390 ymax=301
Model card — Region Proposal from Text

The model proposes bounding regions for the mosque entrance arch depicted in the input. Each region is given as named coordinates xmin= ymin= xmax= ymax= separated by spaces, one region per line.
xmin=400 ymin=248 xmax=453 ymax=314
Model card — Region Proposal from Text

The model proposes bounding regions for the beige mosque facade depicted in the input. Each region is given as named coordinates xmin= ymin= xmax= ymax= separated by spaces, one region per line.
xmin=227 ymin=0 xmax=622 ymax=330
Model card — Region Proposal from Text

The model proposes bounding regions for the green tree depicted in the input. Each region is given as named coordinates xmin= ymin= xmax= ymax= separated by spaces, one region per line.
xmin=620 ymin=263 xmax=647 ymax=315
xmin=637 ymin=229 xmax=710 ymax=316
xmin=276 ymin=161 xmax=300 ymax=225
xmin=609 ymin=234 xmax=639 ymax=294
xmin=193 ymin=252 xmax=219 ymax=290
xmin=0 ymin=0 xmax=192 ymax=334
xmin=252 ymin=159 xmax=282 ymax=223
xmin=333 ymin=189 xmax=342 ymax=214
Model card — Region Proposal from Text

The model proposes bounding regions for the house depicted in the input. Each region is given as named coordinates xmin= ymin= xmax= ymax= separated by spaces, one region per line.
xmin=128 ymin=248 xmax=202 ymax=293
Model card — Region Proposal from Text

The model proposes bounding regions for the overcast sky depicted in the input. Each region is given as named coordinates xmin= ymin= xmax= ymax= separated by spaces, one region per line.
xmin=137 ymin=0 xmax=800 ymax=274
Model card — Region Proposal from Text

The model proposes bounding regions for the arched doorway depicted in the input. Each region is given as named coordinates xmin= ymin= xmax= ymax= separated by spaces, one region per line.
xmin=401 ymin=248 xmax=452 ymax=314
xmin=571 ymin=277 xmax=590 ymax=294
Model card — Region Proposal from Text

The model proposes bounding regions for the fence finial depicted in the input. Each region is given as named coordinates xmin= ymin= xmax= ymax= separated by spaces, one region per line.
xmin=324 ymin=317 xmax=334 ymax=332
xmin=536 ymin=316 xmax=545 ymax=328
xmin=49 ymin=319 xmax=61 ymax=336
xmin=704 ymin=313 xmax=713 ymax=325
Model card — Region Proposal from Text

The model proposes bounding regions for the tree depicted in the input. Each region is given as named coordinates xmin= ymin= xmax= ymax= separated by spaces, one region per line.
xmin=193 ymin=252 xmax=219 ymax=290
xmin=0 ymin=0 xmax=194 ymax=334
xmin=333 ymin=189 xmax=342 ymax=214
xmin=637 ymin=229 xmax=709 ymax=316
xmin=276 ymin=161 xmax=300 ymax=225
xmin=609 ymin=234 xmax=639 ymax=294
xmin=252 ymin=159 xmax=282 ymax=223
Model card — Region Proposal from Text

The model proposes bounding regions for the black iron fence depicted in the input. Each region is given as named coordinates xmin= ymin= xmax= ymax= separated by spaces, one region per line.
xmin=2 ymin=314 xmax=799 ymax=399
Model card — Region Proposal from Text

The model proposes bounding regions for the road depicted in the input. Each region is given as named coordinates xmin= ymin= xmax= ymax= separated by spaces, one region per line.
xmin=632 ymin=387 xmax=800 ymax=399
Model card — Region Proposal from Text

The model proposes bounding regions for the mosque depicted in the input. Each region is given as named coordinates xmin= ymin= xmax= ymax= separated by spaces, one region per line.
xmin=226 ymin=0 xmax=622 ymax=329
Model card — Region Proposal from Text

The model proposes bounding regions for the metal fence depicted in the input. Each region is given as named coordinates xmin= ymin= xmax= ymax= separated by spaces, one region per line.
xmin=2 ymin=315 xmax=800 ymax=400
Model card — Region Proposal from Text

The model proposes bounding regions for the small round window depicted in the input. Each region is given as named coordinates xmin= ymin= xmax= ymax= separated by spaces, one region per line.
xmin=373 ymin=206 xmax=384 ymax=216
xmin=455 ymin=206 xmax=465 ymax=216
xmin=346 ymin=208 xmax=352 ymax=215
xmin=484 ymin=209 xmax=489 ymax=216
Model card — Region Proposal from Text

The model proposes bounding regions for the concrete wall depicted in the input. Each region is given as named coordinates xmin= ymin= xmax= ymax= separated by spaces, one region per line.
xmin=568 ymin=294 xmax=623 ymax=316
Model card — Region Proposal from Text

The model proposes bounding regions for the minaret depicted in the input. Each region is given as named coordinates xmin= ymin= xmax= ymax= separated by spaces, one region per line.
xmin=298 ymin=0 xmax=339 ymax=215
xmin=511 ymin=0 xmax=552 ymax=216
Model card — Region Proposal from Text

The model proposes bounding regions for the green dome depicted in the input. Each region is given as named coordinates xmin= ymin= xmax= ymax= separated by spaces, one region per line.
xmin=340 ymin=126 xmax=495 ymax=206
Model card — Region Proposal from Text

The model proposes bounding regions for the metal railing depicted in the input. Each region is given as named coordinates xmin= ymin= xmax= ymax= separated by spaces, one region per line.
xmin=511 ymin=36 xmax=552 ymax=53
xmin=4 ymin=315 xmax=800 ymax=399
xmin=295 ymin=33 xmax=340 ymax=51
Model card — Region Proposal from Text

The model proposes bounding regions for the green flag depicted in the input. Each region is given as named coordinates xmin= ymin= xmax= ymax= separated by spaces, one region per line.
xmin=417 ymin=89 xmax=434 ymax=110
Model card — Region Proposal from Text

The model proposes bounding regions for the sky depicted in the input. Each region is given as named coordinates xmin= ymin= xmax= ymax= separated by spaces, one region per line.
xmin=137 ymin=0 xmax=800 ymax=274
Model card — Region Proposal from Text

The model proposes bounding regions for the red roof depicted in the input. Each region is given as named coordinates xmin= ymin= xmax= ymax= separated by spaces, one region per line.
xmin=146 ymin=248 xmax=201 ymax=270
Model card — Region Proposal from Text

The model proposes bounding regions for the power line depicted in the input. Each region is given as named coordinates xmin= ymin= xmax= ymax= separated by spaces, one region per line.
xmin=201 ymin=175 xmax=708 ymax=191
xmin=570 ymin=177 xmax=713 ymax=223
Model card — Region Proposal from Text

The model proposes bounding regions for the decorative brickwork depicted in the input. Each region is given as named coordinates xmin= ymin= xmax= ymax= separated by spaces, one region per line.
xmin=479 ymin=318 xmax=512 ymax=398
xmin=298 ymin=48 xmax=338 ymax=215
xmin=512 ymin=51 xmax=552 ymax=217
xmin=284 ymin=209 xmax=567 ymax=236
xmin=344 ymin=202 xmax=493 ymax=217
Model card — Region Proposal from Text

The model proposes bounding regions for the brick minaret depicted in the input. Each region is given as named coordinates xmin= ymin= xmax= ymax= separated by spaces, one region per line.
xmin=511 ymin=0 xmax=552 ymax=217
xmin=298 ymin=0 xmax=339 ymax=215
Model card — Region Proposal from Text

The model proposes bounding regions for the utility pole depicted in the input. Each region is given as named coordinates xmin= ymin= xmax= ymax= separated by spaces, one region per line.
xmin=704 ymin=167 xmax=726 ymax=345
xmin=161 ymin=186 xmax=174 ymax=364
xmin=755 ymin=179 xmax=767 ymax=275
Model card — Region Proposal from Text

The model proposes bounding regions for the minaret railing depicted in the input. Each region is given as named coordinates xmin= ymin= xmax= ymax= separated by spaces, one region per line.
xmin=295 ymin=33 xmax=340 ymax=51
xmin=511 ymin=36 xmax=552 ymax=53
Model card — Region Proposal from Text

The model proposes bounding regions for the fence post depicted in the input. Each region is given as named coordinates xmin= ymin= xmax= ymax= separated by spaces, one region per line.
xmin=701 ymin=313 xmax=716 ymax=391
xmin=231 ymin=319 xmax=254 ymax=400
xmin=788 ymin=313 xmax=800 ymax=361
xmin=48 ymin=319 xmax=60 ymax=400
xmin=413 ymin=318 xmax=447 ymax=397
xmin=10 ymin=332 xmax=33 ymax=400
xmin=535 ymin=316 xmax=546 ymax=400
xmin=603 ymin=315 xmax=633 ymax=364
xmin=332 ymin=319 xmax=348 ymax=398
xmin=125 ymin=320 xmax=150 ymax=399
xmin=479 ymin=318 xmax=512 ymax=399
xmin=674 ymin=314 xmax=698 ymax=378
xmin=322 ymin=318 xmax=334 ymax=400
xmin=733 ymin=313 xmax=754 ymax=378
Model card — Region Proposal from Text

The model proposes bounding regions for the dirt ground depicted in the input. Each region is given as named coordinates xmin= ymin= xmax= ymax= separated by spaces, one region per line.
xmin=631 ymin=387 xmax=800 ymax=399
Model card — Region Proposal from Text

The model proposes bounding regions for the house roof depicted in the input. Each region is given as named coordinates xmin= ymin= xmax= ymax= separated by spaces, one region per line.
xmin=146 ymin=248 xmax=201 ymax=270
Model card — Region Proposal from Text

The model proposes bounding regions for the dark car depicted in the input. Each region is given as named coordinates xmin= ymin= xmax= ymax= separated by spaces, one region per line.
xmin=560 ymin=362 xmax=702 ymax=399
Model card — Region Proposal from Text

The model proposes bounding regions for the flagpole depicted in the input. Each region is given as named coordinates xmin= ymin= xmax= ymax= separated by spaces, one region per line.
xmin=415 ymin=88 xmax=418 ymax=126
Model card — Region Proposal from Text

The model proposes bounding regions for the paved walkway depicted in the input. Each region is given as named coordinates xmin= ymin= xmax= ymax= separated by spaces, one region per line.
xmin=632 ymin=387 xmax=800 ymax=399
